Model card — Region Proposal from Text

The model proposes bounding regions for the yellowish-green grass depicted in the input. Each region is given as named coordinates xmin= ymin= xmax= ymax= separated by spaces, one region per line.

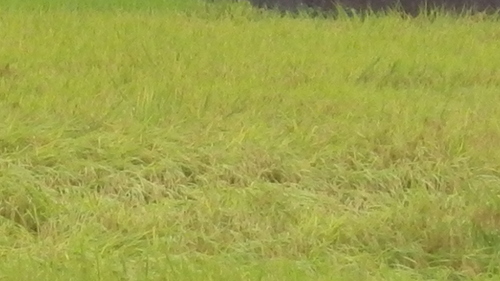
xmin=1 ymin=2 xmax=500 ymax=280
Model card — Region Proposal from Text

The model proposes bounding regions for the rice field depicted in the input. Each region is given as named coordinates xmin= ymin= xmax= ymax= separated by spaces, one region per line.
xmin=1 ymin=0 xmax=500 ymax=280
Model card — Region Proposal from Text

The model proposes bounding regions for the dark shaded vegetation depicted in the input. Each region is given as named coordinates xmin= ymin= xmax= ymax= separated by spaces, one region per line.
xmin=247 ymin=0 xmax=500 ymax=16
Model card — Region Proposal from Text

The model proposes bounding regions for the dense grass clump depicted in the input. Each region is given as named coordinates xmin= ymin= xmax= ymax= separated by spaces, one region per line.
xmin=246 ymin=0 xmax=500 ymax=17
xmin=1 ymin=0 xmax=500 ymax=280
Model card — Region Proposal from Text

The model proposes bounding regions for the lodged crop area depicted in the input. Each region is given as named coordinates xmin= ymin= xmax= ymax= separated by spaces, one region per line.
xmin=1 ymin=0 xmax=500 ymax=280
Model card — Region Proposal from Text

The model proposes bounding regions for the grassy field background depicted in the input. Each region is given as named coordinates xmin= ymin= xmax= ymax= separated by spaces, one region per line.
xmin=1 ymin=0 xmax=500 ymax=280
